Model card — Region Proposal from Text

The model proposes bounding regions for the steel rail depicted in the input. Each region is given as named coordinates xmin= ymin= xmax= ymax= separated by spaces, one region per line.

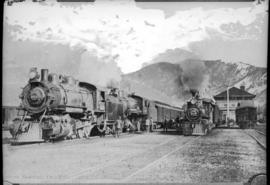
xmin=254 ymin=129 xmax=266 ymax=136
xmin=122 ymin=136 xmax=201 ymax=181
xmin=63 ymin=135 xmax=180 ymax=183
xmin=243 ymin=130 xmax=266 ymax=150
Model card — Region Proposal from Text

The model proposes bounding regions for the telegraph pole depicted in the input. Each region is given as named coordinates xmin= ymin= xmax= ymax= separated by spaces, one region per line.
xmin=226 ymin=86 xmax=229 ymax=126
xmin=226 ymin=79 xmax=231 ymax=126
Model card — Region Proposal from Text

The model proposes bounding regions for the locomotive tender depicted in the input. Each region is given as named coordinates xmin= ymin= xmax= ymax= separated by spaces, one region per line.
xmin=9 ymin=68 xmax=183 ymax=144
xmin=181 ymin=89 xmax=218 ymax=136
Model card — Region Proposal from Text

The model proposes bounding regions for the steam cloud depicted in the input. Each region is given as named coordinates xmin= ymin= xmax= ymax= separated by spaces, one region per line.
xmin=78 ymin=52 xmax=122 ymax=87
xmin=177 ymin=59 xmax=206 ymax=98
xmin=3 ymin=25 xmax=122 ymax=106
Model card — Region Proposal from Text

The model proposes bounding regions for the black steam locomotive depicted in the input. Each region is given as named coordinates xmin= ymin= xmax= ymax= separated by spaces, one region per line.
xmin=181 ymin=90 xmax=219 ymax=136
xmin=9 ymin=68 xmax=183 ymax=144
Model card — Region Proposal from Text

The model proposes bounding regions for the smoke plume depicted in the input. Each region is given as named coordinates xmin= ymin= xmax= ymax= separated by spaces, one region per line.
xmin=78 ymin=52 xmax=122 ymax=87
xmin=3 ymin=23 xmax=122 ymax=106
xmin=177 ymin=59 xmax=206 ymax=98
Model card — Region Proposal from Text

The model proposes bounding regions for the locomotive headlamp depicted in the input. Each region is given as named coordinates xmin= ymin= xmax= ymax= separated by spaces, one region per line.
xmin=191 ymin=98 xmax=196 ymax=104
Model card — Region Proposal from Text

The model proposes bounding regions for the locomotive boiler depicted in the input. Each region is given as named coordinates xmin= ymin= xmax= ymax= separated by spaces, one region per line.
xmin=181 ymin=89 xmax=216 ymax=136
xmin=9 ymin=68 xmax=149 ymax=144
xmin=9 ymin=68 xmax=106 ymax=143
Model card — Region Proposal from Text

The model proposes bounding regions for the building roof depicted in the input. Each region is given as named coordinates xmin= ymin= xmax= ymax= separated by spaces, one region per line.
xmin=214 ymin=87 xmax=256 ymax=99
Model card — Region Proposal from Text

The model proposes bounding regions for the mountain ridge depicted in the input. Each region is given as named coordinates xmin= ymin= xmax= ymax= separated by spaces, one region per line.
xmin=121 ymin=59 xmax=266 ymax=107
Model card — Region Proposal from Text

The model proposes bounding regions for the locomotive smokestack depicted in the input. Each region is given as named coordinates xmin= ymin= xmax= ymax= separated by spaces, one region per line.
xmin=41 ymin=69 xmax=49 ymax=82
xmin=190 ymin=89 xmax=199 ymax=97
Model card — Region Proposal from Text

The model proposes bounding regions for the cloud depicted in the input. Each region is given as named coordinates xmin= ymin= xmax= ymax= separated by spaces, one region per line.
xmin=4 ymin=0 xmax=268 ymax=73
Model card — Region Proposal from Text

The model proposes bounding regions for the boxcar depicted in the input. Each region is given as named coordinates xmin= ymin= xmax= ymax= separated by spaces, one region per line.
xmin=235 ymin=106 xmax=257 ymax=129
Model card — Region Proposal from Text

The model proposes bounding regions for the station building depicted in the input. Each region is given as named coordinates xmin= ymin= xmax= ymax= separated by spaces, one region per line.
xmin=213 ymin=85 xmax=256 ymax=122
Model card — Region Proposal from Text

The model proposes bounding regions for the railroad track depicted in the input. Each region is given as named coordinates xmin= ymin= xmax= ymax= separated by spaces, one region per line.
xmin=64 ymin=135 xmax=200 ymax=183
xmin=121 ymin=136 xmax=200 ymax=182
xmin=254 ymin=129 xmax=266 ymax=136
xmin=243 ymin=130 xmax=266 ymax=150
xmin=63 ymin=135 xmax=186 ymax=183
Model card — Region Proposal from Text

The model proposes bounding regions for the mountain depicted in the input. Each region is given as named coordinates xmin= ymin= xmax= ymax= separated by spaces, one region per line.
xmin=121 ymin=59 xmax=266 ymax=107
xmin=142 ymin=48 xmax=200 ymax=67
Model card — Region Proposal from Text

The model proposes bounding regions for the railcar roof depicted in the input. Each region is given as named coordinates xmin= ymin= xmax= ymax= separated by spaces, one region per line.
xmin=236 ymin=106 xmax=257 ymax=110
xmin=79 ymin=82 xmax=108 ymax=91
xmin=154 ymin=100 xmax=182 ymax=111
xmin=129 ymin=92 xmax=182 ymax=110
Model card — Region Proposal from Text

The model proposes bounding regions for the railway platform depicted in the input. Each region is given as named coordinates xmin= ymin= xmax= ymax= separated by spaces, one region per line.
xmin=3 ymin=129 xmax=266 ymax=184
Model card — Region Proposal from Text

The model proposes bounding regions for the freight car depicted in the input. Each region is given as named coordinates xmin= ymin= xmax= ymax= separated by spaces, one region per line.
xmin=128 ymin=95 xmax=183 ymax=130
xmin=152 ymin=101 xmax=183 ymax=129
xmin=181 ymin=89 xmax=217 ymax=136
xmin=235 ymin=101 xmax=257 ymax=129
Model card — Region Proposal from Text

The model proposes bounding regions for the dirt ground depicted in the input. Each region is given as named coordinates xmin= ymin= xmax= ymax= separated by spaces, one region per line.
xmin=3 ymin=129 xmax=266 ymax=184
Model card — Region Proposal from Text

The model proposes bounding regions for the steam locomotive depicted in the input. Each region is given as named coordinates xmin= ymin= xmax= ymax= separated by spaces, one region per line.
xmin=9 ymin=68 xmax=183 ymax=144
xmin=181 ymin=90 xmax=219 ymax=136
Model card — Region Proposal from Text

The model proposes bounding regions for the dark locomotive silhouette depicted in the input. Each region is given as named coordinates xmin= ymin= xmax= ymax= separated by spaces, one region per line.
xmin=180 ymin=89 xmax=220 ymax=136
xmin=9 ymin=68 xmax=183 ymax=144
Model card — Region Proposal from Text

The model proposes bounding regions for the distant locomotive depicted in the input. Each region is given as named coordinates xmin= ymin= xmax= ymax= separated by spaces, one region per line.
xmin=181 ymin=90 xmax=218 ymax=136
xmin=235 ymin=101 xmax=257 ymax=129
xmin=8 ymin=68 xmax=183 ymax=144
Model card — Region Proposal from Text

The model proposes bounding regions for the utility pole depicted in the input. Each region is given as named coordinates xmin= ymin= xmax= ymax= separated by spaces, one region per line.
xmin=226 ymin=86 xmax=230 ymax=126
xmin=226 ymin=79 xmax=231 ymax=126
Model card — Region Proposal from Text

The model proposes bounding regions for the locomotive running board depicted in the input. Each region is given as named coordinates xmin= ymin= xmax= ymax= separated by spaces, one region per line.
xmin=11 ymin=140 xmax=44 ymax=145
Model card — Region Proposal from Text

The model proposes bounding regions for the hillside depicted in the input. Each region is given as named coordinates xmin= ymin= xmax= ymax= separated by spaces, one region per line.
xmin=121 ymin=60 xmax=266 ymax=107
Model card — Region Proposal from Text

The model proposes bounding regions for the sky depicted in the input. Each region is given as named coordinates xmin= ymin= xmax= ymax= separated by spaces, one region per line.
xmin=3 ymin=0 xmax=268 ymax=74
